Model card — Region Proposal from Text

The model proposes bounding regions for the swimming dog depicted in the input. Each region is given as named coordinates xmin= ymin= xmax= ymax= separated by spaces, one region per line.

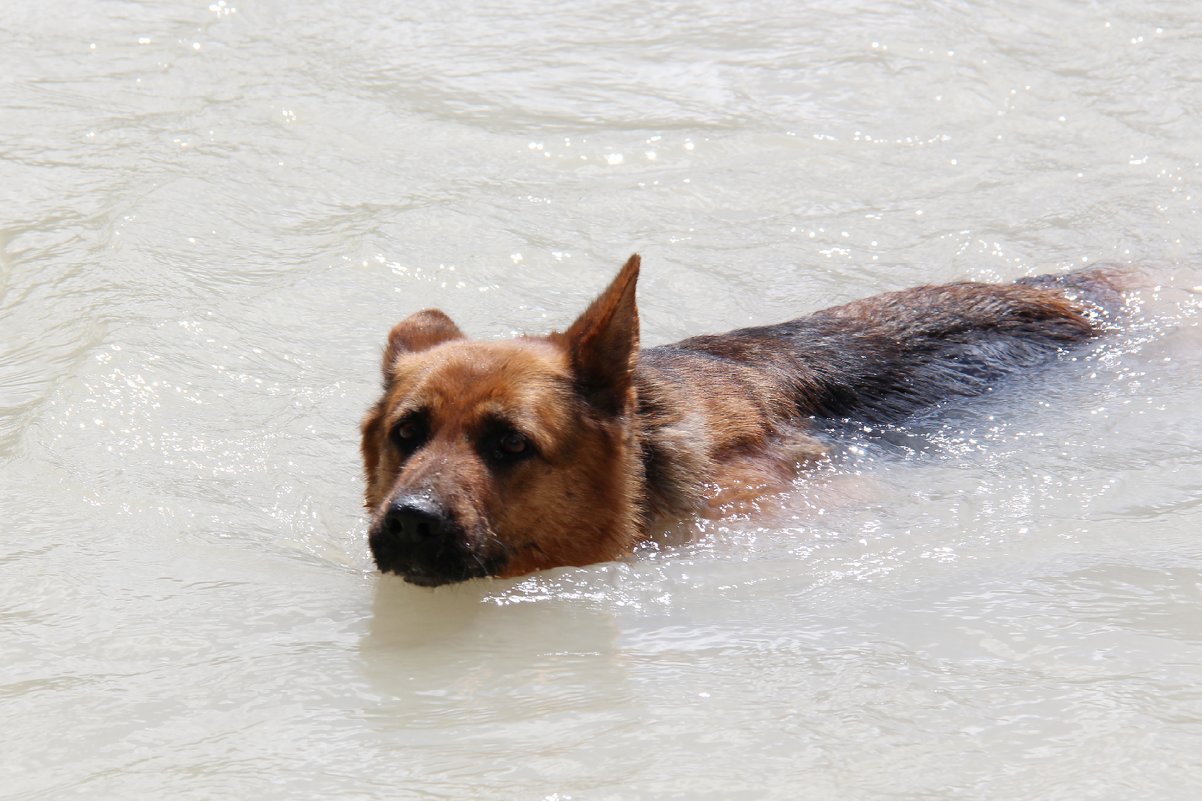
xmin=360 ymin=254 xmax=1124 ymax=586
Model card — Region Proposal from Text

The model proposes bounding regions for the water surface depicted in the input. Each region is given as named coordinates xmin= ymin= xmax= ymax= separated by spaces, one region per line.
xmin=2 ymin=1 xmax=1201 ymax=799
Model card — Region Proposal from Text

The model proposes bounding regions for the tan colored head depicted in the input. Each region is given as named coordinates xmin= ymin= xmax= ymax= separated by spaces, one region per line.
xmin=359 ymin=255 xmax=645 ymax=586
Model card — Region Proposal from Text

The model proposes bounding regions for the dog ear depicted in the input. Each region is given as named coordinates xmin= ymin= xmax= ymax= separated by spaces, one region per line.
xmin=381 ymin=308 xmax=464 ymax=382
xmin=563 ymin=254 xmax=641 ymax=414
xmin=359 ymin=401 xmax=386 ymax=509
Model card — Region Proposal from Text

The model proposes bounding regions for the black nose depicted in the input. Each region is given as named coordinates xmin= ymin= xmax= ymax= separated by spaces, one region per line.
xmin=382 ymin=497 xmax=449 ymax=545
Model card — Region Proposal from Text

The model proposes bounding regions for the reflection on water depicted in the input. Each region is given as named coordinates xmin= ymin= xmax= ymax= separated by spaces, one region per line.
xmin=3 ymin=0 xmax=1202 ymax=798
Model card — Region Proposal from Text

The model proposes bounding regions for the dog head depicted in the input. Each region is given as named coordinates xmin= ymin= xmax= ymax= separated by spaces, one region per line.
xmin=360 ymin=254 xmax=645 ymax=586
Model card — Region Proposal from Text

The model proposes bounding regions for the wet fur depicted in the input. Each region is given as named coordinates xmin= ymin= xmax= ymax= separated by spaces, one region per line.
xmin=361 ymin=255 xmax=1125 ymax=585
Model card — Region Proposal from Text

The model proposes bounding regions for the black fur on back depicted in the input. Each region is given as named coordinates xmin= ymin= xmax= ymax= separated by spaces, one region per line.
xmin=643 ymin=265 xmax=1125 ymax=426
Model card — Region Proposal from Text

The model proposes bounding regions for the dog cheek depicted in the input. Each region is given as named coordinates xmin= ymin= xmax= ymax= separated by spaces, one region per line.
xmin=482 ymin=464 xmax=558 ymax=546
xmin=489 ymin=447 xmax=636 ymax=569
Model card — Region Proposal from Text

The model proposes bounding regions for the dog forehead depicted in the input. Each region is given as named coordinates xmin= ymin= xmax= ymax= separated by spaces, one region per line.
xmin=388 ymin=338 xmax=573 ymax=423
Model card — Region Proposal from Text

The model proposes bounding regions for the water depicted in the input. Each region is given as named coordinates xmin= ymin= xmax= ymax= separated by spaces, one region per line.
xmin=3 ymin=1 xmax=1201 ymax=798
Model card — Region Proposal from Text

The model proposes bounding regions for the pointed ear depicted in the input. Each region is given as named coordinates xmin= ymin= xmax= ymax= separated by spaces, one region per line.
xmin=381 ymin=308 xmax=464 ymax=382
xmin=359 ymin=400 xmax=387 ymax=508
xmin=563 ymin=254 xmax=641 ymax=414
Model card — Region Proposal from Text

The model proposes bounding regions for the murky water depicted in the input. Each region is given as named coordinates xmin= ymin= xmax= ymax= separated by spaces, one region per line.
xmin=3 ymin=1 xmax=1201 ymax=799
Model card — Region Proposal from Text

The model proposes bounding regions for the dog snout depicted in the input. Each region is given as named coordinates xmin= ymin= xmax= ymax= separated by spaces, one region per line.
xmin=370 ymin=494 xmax=504 ymax=586
xmin=382 ymin=496 xmax=449 ymax=545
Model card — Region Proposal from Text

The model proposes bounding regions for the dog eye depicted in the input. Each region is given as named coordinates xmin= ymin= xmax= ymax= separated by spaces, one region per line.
xmin=499 ymin=431 xmax=529 ymax=456
xmin=390 ymin=416 xmax=427 ymax=452
xmin=484 ymin=428 xmax=534 ymax=464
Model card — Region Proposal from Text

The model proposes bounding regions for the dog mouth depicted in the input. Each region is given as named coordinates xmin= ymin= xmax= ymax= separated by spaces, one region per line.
xmin=377 ymin=559 xmax=498 ymax=588
xmin=368 ymin=518 xmax=509 ymax=587
xmin=395 ymin=569 xmax=454 ymax=588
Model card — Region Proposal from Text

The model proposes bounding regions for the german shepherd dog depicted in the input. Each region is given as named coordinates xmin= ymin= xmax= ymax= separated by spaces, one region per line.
xmin=361 ymin=255 xmax=1124 ymax=586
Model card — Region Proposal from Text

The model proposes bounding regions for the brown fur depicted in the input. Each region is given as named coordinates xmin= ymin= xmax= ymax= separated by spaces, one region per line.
xmin=361 ymin=254 xmax=1125 ymax=585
